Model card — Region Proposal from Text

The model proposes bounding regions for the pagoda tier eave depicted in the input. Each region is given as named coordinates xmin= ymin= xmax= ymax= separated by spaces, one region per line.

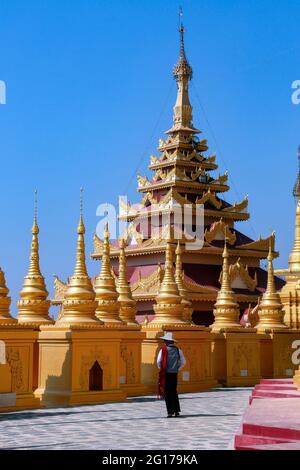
xmin=138 ymin=180 xmax=229 ymax=193
xmin=148 ymin=160 xmax=218 ymax=171
xmin=91 ymin=246 xmax=277 ymax=262
xmin=132 ymin=292 xmax=261 ymax=303
xmin=118 ymin=208 xmax=250 ymax=222
xmin=165 ymin=126 xmax=201 ymax=134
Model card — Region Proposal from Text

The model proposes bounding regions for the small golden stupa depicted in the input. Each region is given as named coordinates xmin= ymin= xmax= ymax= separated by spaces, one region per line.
xmin=152 ymin=229 xmax=185 ymax=325
xmin=256 ymin=235 xmax=287 ymax=331
xmin=276 ymin=148 xmax=300 ymax=327
xmin=56 ymin=189 xmax=99 ymax=325
xmin=18 ymin=192 xmax=52 ymax=325
xmin=94 ymin=224 xmax=123 ymax=324
xmin=211 ymin=237 xmax=241 ymax=331
xmin=117 ymin=238 xmax=138 ymax=325
xmin=175 ymin=241 xmax=193 ymax=323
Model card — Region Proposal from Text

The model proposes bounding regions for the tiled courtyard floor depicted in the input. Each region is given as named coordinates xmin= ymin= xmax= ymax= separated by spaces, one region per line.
xmin=0 ymin=388 xmax=251 ymax=450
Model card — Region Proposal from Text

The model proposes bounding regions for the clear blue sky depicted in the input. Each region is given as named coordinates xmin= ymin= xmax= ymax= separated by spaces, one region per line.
xmin=0 ymin=0 xmax=299 ymax=312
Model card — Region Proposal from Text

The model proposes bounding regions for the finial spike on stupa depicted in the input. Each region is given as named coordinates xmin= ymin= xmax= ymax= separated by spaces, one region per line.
xmin=32 ymin=189 xmax=39 ymax=234
xmin=173 ymin=7 xmax=192 ymax=82
xmin=78 ymin=187 xmax=85 ymax=235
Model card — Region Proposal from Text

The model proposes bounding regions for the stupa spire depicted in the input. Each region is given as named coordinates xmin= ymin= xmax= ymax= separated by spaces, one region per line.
xmin=289 ymin=147 xmax=300 ymax=274
xmin=257 ymin=234 xmax=287 ymax=331
xmin=94 ymin=224 xmax=123 ymax=324
xmin=117 ymin=238 xmax=138 ymax=325
xmin=169 ymin=11 xmax=194 ymax=132
xmin=211 ymin=236 xmax=241 ymax=331
xmin=18 ymin=191 xmax=52 ymax=325
xmin=58 ymin=188 xmax=99 ymax=324
xmin=152 ymin=227 xmax=185 ymax=324
xmin=175 ymin=241 xmax=193 ymax=323
xmin=0 ymin=267 xmax=16 ymax=324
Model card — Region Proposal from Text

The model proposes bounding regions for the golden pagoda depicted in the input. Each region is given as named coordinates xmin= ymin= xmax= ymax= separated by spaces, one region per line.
xmin=56 ymin=190 xmax=99 ymax=325
xmin=210 ymin=235 xmax=261 ymax=386
xmin=276 ymin=147 xmax=300 ymax=328
xmin=175 ymin=241 xmax=193 ymax=322
xmin=211 ymin=237 xmax=241 ymax=332
xmin=91 ymin=22 xmax=284 ymax=326
xmin=94 ymin=224 xmax=123 ymax=324
xmin=256 ymin=234 xmax=287 ymax=332
xmin=152 ymin=230 xmax=186 ymax=325
xmin=17 ymin=192 xmax=53 ymax=325
xmin=36 ymin=192 xmax=127 ymax=405
xmin=117 ymin=238 xmax=138 ymax=325
xmin=0 ymin=268 xmax=16 ymax=324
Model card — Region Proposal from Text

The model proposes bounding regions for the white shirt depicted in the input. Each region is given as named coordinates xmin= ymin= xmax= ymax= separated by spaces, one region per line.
xmin=157 ymin=347 xmax=186 ymax=370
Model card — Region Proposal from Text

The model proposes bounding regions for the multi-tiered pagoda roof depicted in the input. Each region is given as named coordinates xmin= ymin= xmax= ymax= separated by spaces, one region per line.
xmin=89 ymin=25 xmax=285 ymax=325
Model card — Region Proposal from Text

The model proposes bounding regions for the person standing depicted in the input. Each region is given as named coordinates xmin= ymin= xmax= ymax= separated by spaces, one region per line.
xmin=157 ymin=332 xmax=186 ymax=417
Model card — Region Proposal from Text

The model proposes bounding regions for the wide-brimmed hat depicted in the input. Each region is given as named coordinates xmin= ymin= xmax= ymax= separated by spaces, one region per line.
xmin=159 ymin=332 xmax=177 ymax=342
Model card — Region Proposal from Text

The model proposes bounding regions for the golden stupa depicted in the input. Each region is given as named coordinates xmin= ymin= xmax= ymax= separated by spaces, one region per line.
xmin=94 ymin=225 xmax=123 ymax=324
xmin=211 ymin=237 xmax=241 ymax=332
xmin=256 ymin=235 xmax=287 ymax=331
xmin=56 ymin=189 xmax=99 ymax=325
xmin=152 ymin=229 xmax=185 ymax=325
xmin=175 ymin=241 xmax=193 ymax=322
xmin=17 ymin=192 xmax=53 ymax=325
xmin=117 ymin=238 xmax=138 ymax=325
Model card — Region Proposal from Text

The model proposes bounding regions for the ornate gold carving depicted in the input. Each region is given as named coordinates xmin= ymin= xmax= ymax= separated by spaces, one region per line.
xmin=238 ymin=234 xmax=274 ymax=252
xmin=211 ymin=171 xmax=228 ymax=186
xmin=53 ymin=275 xmax=67 ymax=303
xmin=205 ymin=219 xmax=236 ymax=245
xmin=196 ymin=189 xmax=222 ymax=209
xmin=131 ymin=266 xmax=163 ymax=295
xmin=6 ymin=348 xmax=24 ymax=392
xmin=232 ymin=344 xmax=255 ymax=377
xmin=120 ymin=344 xmax=136 ymax=384
xmin=79 ymin=347 xmax=111 ymax=390
xmin=137 ymin=175 xmax=151 ymax=188
xmin=223 ymin=195 xmax=248 ymax=213
xmin=227 ymin=258 xmax=257 ymax=292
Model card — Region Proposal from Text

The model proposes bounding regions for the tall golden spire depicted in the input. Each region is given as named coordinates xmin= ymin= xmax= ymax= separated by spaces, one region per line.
xmin=168 ymin=13 xmax=196 ymax=133
xmin=175 ymin=241 xmax=193 ymax=323
xmin=18 ymin=191 xmax=52 ymax=325
xmin=117 ymin=238 xmax=138 ymax=325
xmin=0 ymin=267 xmax=16 ymax=324
xmin=211 ymin=237 xmax=241 ymax=331
xmin=152 ymin=228 xmax=185 ymax=324
xmin=58 ymin=188 xmax=99 ymax=325
xmin=257 ymin=234 xmax=287 ymax=331
xmin=94 ymin=224 xmax=123 ymax=324
xmin=289 ymin=147 xmax=300 ymax=274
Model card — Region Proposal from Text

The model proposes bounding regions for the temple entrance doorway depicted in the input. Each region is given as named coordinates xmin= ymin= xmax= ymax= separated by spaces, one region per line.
xmin=89 ymin=361 xmax=103 ymax=391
